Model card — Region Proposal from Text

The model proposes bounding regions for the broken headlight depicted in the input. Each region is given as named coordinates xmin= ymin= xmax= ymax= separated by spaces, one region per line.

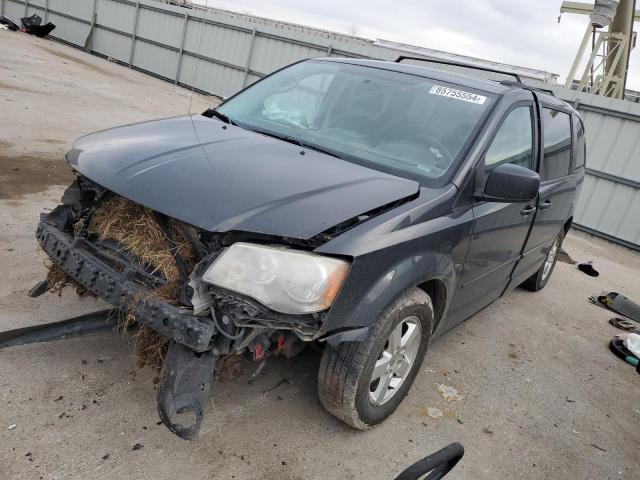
xmin=202 ymin=243 xmax=349 ymax=314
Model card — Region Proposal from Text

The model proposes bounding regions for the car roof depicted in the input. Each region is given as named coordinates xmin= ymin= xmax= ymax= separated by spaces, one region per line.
xmin=316 ymin=57 xmax=557 ymax=98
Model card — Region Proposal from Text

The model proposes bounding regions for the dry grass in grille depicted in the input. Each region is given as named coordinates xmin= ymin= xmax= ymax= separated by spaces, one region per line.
xmin=46 ymin=262 xmax=91 ymax=297
xmin=87 ymin=195 xmax=195 ymax=284
xmin=118 ymin=312 xmax=168 ymax=375
xmin=87 ymin=196 xmax=198 ymax=371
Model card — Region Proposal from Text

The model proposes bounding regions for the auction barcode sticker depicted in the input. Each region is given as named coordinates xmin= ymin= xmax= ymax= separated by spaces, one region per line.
xmin=429 ymin=85 xmax=487 ymax=105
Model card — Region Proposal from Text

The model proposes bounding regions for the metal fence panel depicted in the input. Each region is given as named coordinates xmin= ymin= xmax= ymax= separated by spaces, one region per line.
xmin=92 ymin=27 xmax=131 ymax=63
xmin=49 ymin=0 xmax=93 ymax=19
xmin=46 ymin=12 xmax=89 ymax=45
xmin=96 ymin=0 xmax=136 ymax=36
xmin=136 ymin=6 xmax=182 ymax=48
xmin=3 ymin=0 xmax=24 ymax=18
xmin=574 ymin=175 xmax=640 ymax=248
xmin=133 ymin=39 xmax=178 ymax=79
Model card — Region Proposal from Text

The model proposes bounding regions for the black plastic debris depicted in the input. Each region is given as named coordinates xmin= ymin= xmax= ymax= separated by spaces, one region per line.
xmin=557 ymin=247 xmax=577 ymax=265
xmin=578 ymin=262 xmax=599 ymax=277
xmin=0 ymin=15 xmax=20 ymax=31
xmin=590 ymin=292 xmax=640 ymax=323
xmin=393 ymin=442 xmax=464 ymax=480
xmin=20 ymin=14 xmax=55 ymax=37
xmin=609 ymin=317 xmax=639 ymax=333
xmin=0 ymin=310 xmax=116 ymax=349
xmin=609 ymin=338 xmax=639 ymax=368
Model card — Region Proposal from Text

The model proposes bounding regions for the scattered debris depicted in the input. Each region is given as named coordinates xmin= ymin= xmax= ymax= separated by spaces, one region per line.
xmin=53 ymin=396 xmax=64 ymax=402
xmin=102 ymin=453 xmax=110 ymax=460
xmin=421 ymin=407 xmax=443 ymax=418
xmin=263 ymin=378 xmax=291 ymax=394
xmin=20 ymin=14 xmax=56 ymax=37
xmin=482 ymin=426 xmax=494 ymax=435
xmin=623 ymin=333 xmax=640 ymax=358
xmin=436 ymin=384 xmax=463 ymax=402
xmin=591 ymin=443 xmax=607 ymax=453
xmin=131 ymin=443 xmax=144 ymax=451
xmin=590 ymin=292 xmax=640 ymax=323
xmin=578 ymin=262 xmax=599 ymax=277
xmin=557 ymin=247 xmax=576 ymax=264
xmin=215 ymin=354 xmax=245 ymax=382
xmin=96 ymin=357 xmax=115 ymax=363
xmin=609 ymin=337 xmax=639 ymax=367
xmin=0 ymin=15 xmax=20 ymax=31
xmin=8 ymin=424 xmax=16 ymax=430
xmin=609 ymin=317 xmax=639 ymax=333
xmin=46 ymin=263 xmax=91 ymax=297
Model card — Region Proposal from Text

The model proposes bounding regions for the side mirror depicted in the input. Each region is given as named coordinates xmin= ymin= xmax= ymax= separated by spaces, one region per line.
xmin=479 ymin=163 xmax=539 ymax=203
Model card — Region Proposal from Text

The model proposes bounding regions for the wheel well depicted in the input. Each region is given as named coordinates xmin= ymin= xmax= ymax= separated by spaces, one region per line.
xmin=417 ymin=279 xmax=447 ymax=331
xmin=564 ymin=216 xmax=573 ymax=235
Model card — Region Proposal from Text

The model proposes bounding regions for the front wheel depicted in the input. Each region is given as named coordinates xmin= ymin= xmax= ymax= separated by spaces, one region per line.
xmin=318 ymin=288 xmax=433 ymax=429
xmin=522 ymin=230 xmax=563 ymax=292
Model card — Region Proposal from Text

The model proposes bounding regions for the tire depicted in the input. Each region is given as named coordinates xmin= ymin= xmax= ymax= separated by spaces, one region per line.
xmin=318 ymin=288 xmax=434 ymax=429
xmin=522 ymin=229 xmax=564 ymax=292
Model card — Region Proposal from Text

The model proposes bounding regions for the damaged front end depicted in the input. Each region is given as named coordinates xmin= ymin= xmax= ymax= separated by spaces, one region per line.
xmin=36 ymin=176 xmax=337 ymax=439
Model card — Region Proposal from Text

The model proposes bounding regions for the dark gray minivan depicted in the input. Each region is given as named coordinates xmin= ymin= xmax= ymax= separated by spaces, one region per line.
xmin=36 ymin=57 xmax=585 ymax=438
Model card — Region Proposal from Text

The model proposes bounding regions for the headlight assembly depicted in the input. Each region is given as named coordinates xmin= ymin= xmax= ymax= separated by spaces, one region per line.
xmin=201 ymin=243 xmax=350 ymax=314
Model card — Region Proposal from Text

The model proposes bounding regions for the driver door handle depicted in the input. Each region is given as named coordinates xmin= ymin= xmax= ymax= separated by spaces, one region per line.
xmin=520 ymin=205 xmax=536 ymax=216
xmin=539 ymin=200 xmax=553 ymax=211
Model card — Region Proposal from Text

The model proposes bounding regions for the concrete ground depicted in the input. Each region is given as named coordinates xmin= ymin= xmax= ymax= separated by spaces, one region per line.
xmin=1 ymin=30 xmax=639 ymax=480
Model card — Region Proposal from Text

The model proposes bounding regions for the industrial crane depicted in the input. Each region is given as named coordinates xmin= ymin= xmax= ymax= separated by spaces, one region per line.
xmin=561 ymin=0 xmax=638 ymax=98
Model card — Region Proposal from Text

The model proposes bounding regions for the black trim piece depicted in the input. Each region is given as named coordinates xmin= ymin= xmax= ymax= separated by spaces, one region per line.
xmin=586 ymin=168 xmax=640 ymax=190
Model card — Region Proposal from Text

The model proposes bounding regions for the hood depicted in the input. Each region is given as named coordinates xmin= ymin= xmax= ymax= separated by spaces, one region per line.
xmin=67 ymin=115 xmax=420 ymax=239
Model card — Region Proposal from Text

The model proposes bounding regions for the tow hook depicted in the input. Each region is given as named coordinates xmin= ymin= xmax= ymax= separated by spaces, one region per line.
xmin=156 ymin=341 xmax=216 ymax=440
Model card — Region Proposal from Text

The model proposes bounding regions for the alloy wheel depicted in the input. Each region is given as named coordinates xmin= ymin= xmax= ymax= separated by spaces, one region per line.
xmin=369 ymin=316 xmax=422 ymax=406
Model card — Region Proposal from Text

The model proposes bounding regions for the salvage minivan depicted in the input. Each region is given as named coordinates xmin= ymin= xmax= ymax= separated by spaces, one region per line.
xmin=35 ymin=57 xmax=585 ymax=438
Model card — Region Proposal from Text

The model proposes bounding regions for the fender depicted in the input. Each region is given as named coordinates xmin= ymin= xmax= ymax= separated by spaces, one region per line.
xmin=316 ymin=186 xmax=473 ymax=337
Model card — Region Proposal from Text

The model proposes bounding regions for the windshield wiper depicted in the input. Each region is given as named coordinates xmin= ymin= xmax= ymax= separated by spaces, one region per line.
xmin=207 ymin=108 xmax=235 ymax=125
xmin=250 ymin=128 xmax=343 ymax=159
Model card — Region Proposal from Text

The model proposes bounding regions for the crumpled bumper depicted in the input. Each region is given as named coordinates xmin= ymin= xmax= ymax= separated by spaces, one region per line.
xmin=36 ymin=220 xmax=215 ymax=352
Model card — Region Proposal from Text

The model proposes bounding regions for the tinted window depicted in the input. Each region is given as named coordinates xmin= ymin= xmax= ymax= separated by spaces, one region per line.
xmin=542 ymin=109 xmax=572 ymax=179
xmin=574 ymin=117 xmax=586 ymax=170
xmin=485 ymin=106 xmax=533 ymax=171
xmin=218 ymin=60 xmax=495 ymax=180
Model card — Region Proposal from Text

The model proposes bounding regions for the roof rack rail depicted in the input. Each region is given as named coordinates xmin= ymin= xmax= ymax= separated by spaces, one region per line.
xmin=499 ymin=79 xmax=556 ymax=97
xmin=394 ymin=56 xmax=522 ymax=83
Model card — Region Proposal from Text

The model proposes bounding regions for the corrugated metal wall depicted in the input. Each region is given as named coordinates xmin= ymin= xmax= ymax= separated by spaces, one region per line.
xmin=554 ymin=88 xmax=640 ymax=249
xmin=1 ymin=0 xmax=638 ymax=248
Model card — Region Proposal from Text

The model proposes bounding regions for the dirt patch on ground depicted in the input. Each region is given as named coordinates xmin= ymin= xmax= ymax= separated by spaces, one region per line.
xmin=36 ymin=44 xmax=118 ymax=78
xmin=0 ymin=80 xmax=38 ymax=94
xmin=0 ymin=154 xmax=74 ymax=199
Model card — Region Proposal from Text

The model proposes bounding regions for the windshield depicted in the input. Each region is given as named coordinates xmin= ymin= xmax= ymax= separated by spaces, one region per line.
xmin=217 ymin=60 xmax=495 ymax=180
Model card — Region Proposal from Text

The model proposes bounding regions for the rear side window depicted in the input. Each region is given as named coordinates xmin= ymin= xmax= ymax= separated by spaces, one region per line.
xmin=542 ymin=109 xmax=572 ymax=179
xmin=484 ymin=106 xmax=533 ymax=171
xmin=574 ymin=117 xmax=586 ymax=170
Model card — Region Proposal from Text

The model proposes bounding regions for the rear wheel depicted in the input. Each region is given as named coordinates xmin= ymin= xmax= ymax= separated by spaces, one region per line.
xmin=318 ymin=288 xmax=433 ymax=429
xmin=522 ymin=230 xmax=563 ymax=292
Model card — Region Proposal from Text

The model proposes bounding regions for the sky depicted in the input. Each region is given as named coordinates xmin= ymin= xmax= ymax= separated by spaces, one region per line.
xmin=197 ymin=0 xmax=640 ymax=90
